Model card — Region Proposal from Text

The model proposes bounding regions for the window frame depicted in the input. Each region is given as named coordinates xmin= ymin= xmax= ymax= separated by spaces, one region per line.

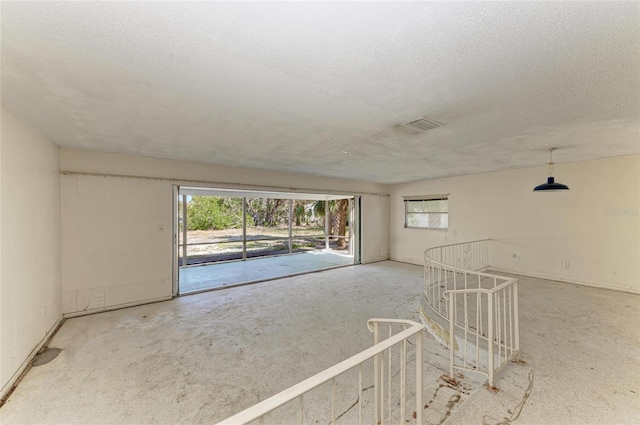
xmin=403 ymin=195 xmax=449 ymax=230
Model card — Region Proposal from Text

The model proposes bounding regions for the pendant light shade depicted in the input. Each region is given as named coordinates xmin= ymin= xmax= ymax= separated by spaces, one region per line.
xmin=533 ymin=148 xmax=569 ymax=192
xmin=533 ymin=177 xmax=570 ymax=191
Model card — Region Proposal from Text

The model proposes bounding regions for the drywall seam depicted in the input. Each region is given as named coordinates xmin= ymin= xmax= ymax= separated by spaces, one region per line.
xmin=61 ymin=170 xmax=391 ymax=198
xmin=0 ymin=315 xmax=64 ymax=401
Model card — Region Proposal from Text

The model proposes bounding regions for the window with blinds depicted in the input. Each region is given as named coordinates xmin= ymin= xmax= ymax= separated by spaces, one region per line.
xmin=403 ymin=195 xmax=448 ymax=229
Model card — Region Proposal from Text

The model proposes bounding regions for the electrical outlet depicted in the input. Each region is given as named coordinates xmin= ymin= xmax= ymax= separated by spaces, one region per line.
xmin=513 ymin=254 xmax=520 ymax=262
xmin=563 ymin=261 xmax=570 ymax=268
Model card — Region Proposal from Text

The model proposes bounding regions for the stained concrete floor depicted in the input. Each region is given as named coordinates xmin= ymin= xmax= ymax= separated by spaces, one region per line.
xmin=179 ymin=250 xmax=354 ymax=293
xmin=2 ymin=262 xmax=475 ymax=424
xmin=444 ymin=271 xmax=640 ymax=425
xmin=1 ymin=262 xmax=639 ymax=424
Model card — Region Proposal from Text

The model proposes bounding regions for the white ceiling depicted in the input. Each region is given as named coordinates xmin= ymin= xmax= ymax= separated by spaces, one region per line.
xmin=1 ymin=2 xmax=639 ymax=184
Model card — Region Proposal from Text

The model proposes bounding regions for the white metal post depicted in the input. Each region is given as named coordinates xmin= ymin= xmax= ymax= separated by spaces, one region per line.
xmin=476 ymin=294 xmax=481 ymax=368
xmin=172 ymin=186 xmax=179 ymax=296
xmin=181 ymin=194 xmax=187 ymax=267
xmin=299 ymin=395 xmax=304 ymax=425
xmin=415 ymin=330 xmax=423 ymax=425
xmin=514 ymin=282 xmax=520 ymax=352
xmin=331 ymin=378 xmax=336 ymax=425
xmin=400 ymin=338 xmax=406 ymax=424
xmin=488 ymin=293 xmax=495 ymax=387
xmin=373 ymin=322 xmax=380 ymax=424
xmin=348 ymin=198 xmax=353 ymax=256
xmin=353 ymin=196 xmax=361 ymax=264
xmin=449 ymin=294 xmax=455 ymax=381
xmin=387 ymin=330 xmax=391 ymax=421
xmin=502 ymin=289 xmax=507 ymax=364
xmin=325 ymin=200 xmax=330 ymax=250
xmin=242 ymin=197 xmax=247 ymax=260
xmin=288 ymin=199 xmax=293 ymax=254
xmin=358 ymin=364 xmax=363 ymax=425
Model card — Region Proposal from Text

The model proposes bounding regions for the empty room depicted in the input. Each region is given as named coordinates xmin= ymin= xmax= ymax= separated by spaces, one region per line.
xmin=1 ymin=2 xmax=639 ymax=425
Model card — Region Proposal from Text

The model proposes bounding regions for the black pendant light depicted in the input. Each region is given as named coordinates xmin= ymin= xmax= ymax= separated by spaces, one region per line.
xmin=533 ymin=147 xmax=570 ymax=192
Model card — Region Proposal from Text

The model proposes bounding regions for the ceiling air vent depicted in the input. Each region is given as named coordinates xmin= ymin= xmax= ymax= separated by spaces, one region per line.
xmin=402 ymin=117 xmax=442 ymax=132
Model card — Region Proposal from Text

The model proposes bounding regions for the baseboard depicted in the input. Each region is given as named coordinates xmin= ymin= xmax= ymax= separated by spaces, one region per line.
xmin=0 ymin=315 xmax=65 ymax=402
xmin=488 ymin=267 xmax=640 ymax=295
xmin=389 ymin=256 xmax=423 ymax=265
xmin=63 ymin=295 xmax=173 ymax=319
xmin=361 ymin=257 xmax=391 ymax=265
xmin=389 ymin=257 xmax=422 ymax=267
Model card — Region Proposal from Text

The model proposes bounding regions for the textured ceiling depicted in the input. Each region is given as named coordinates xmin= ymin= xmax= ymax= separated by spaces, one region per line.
xmin=1 ymin=2 xmax=639 ymax=184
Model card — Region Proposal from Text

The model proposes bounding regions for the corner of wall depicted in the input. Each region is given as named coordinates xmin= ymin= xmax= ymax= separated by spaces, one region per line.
xmin=0 ymin=104 xmax=63 ymax=395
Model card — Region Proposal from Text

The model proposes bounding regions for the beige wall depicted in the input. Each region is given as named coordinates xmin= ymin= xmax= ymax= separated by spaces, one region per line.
xmin=390 ymin=154 xmax=640 ymax=293
xmin=361 ymin=194 xmax=390 ymax=263
xmin=1 ymin=106 xmax=62 ymax=396
xmin=61 ymin=175 xmax=173 ymax=314
xmin=61 ymin=150 xmax=390 ymax=315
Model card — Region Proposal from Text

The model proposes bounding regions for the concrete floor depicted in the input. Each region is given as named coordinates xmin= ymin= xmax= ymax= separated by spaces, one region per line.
xmin=1 ymin=262 xmax=639 ymax=424
xmin=446 ymin=271 xmax=640 ymax=425
xmin=179 ymin=250 xmax=354 ymax=294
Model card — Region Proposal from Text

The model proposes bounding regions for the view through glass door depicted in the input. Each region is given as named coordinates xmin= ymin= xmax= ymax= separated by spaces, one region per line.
xmin=174 ymin=187 xmax=360 ymax=294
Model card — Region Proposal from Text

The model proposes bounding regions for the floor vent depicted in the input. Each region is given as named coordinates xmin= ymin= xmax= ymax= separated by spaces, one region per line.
xmin=403 ymin=117 xmax=442 ymax=132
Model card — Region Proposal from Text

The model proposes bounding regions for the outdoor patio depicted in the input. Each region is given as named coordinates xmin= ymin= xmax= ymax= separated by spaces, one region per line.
xmin=179 ymin=250 xmax=354 ymax=293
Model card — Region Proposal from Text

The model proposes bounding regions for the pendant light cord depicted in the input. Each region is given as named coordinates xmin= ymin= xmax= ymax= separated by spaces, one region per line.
xmin=547 ymin=148 xmax=556 ymax=176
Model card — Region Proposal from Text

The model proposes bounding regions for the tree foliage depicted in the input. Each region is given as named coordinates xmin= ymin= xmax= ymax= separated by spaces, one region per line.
xmin=185 ymin=196 xmax=348 ymax=237
xmin=313 ymin=199 xmax=349 ymax=247
xmin=187 ymin=196 xmax=247 ymax=230
xmin=245 ymin=198 xmax=288 ymax=227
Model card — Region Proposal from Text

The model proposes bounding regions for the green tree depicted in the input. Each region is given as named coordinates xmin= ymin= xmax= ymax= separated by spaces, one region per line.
xmin=187 ymin=196 xmax=245 ymax=230
xmin=335 ymin=199 xmax=349 ymax=249
xmin=293 ymin=200 xmax=308 ymax=226
xmin=246 ymin=198 xmax=289 ymax=227
xmin=313 ymin=199 xmax=349 ymax=248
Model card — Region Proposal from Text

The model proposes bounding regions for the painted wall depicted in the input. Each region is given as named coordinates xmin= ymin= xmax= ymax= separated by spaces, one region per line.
xmin=361 ymin=194 xmax=390 ymax=263
xmin=61 ymin=175 xmax=173 ymax=314
xmin=390 ymin=154 xmax=640 ymax=293
xmin=61 ymin=149 xmax=390 ymax=315
xmin=0 ymin=105 xmax=3 ymax=397
xmin=1 ymin=106 xmax=62 ymax=396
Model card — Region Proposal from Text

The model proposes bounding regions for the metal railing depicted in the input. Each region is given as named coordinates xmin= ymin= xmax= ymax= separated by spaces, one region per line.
xmin=178 ymin=235 xmax=350 ymax=267
xmin=216 ymin=319 xmax=424 ymax=425
xmin=423 ymin=240 xmax=519 ymax=388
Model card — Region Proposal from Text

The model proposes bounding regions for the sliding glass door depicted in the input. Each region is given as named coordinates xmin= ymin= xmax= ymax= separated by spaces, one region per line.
xmin=174 ymin=186 xmax=360 ymax=294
